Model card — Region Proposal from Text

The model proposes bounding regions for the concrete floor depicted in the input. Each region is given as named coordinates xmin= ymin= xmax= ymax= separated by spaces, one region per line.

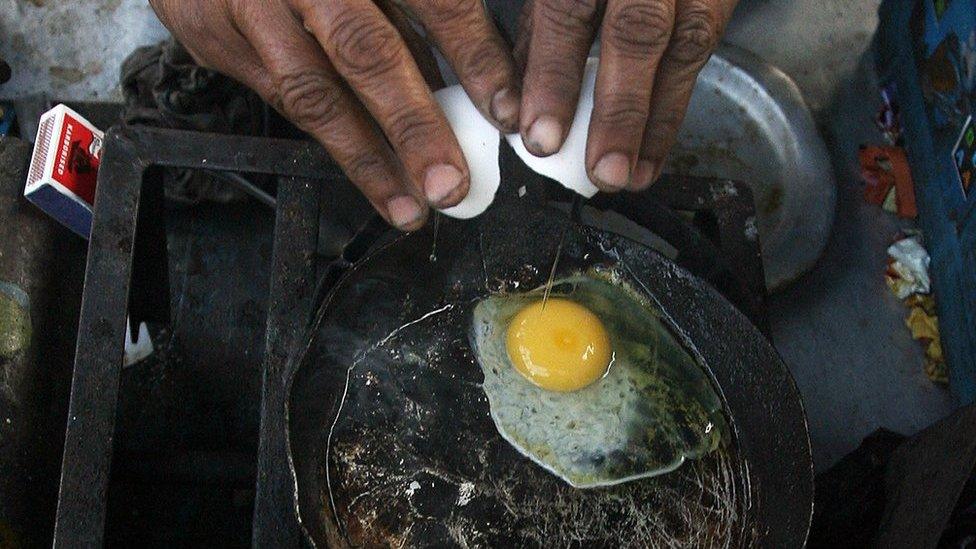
xmin=726 ymin=0 xmax=958 ymax=470
xmin=0 ymin=0 xmax=167 ymax=100
xmin=0 ymin=0 xmax=959 ymax=471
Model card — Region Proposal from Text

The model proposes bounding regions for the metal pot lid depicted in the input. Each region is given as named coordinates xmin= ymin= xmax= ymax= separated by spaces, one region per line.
xmin=671 ymin=44 xmax=836 ymax=291
xmin=286 ymin=196 xmax=813 ymax=547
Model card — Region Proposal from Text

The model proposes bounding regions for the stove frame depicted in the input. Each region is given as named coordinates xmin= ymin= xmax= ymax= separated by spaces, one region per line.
xmin=52 ymin=125 xmax=766 ymax=547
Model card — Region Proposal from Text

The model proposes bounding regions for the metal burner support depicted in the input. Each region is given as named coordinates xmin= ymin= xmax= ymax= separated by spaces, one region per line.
xmin=53 ymin=126 xmax=337 ymax=548
xmin=53 ymin=125 xmax=766 ymax=548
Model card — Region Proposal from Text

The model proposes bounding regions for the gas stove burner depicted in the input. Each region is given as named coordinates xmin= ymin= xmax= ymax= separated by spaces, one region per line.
xmin=54 ymin=126 xmax=806 ymax=547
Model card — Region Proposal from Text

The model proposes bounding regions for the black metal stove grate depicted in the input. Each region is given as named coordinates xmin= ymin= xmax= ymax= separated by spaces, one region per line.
xmin=53 ymin=125 xmax=766 ymax=548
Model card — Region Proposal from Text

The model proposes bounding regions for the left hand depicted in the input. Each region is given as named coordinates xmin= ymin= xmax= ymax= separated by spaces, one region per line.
xmin=514 ymin=0 xmax=738 ymax=191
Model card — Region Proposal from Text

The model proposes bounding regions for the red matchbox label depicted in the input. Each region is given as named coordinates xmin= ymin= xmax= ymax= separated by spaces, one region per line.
xmin=50 ymin=112 xmax=102 ymax=205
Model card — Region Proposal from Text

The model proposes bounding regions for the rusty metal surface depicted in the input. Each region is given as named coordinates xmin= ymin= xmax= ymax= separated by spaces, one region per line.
xmin=0 ymin=137 xmax=86 ymax=545
xmin=286 ymin=195 xmax=813 ymax=547
xmin=53 ymin=126 xmax=343 ymax=547
xmin=252 ymin=177 xmax=321 ymax=548
xmin=58 ymin=125 xmax=807 ymax=547
xmin=53 ymin=131 xmax=145 ymax=548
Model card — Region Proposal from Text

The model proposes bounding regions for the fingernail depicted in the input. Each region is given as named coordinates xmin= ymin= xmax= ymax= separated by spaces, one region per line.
xmin=386 ymin=195 xmax=424 ymax=230
xmin=592 ymin=152 xmax=631 ymax=190
xmin=490 ymin=88 xmax=520 ymax=132
xmin=524 ymin=115 xmax=562 ymax=156
xmin=424 ymin=164 xmax=464 ymax=206
xmin=633 ymin=159 xmax=657 ymax=189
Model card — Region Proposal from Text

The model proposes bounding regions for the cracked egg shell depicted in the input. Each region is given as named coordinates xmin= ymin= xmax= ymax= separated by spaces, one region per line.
xmin=434 ymin=58 xmax=601 ymax=219
xmin=505 ymin=58 xmax=600 ymax=199
xmin=434 ymin=85 xmax=501 ymax=219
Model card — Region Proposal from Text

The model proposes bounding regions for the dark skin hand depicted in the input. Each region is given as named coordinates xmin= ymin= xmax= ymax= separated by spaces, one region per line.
xmin=150 ymin=0 xmax=737 ymax=229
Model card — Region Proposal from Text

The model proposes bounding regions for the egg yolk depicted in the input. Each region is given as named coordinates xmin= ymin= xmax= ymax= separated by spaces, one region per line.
xmin=505 ymin=298 xmax=612 ymax=392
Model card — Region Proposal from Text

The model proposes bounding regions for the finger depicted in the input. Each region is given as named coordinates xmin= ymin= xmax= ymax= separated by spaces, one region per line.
xmin=155 ymin=2 xmax=274 ymax=96
xmin=183 ymin=40 xmax=271 ymax=96
xmin=632 ymin=0 xmax=730 ymax=189
xmin=374 ymin=0 xmax=445 ymax=90
xmin=585 ymin=0 xmax=675 ymax=192
xmin=519 ymin=0 xmax=602 ymax=156
xmin=409 ymin=0 xmax=521 ymax=131
xmin=513 ymin=0 xmax=535 ymax=73
xmin=299 ymin=0 xmax=471 ymax=209
xmin=234 ymin=1 xmax=428 ymax=230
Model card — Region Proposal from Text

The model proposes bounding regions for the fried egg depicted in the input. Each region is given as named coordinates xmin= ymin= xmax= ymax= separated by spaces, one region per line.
xmin=471 ymin=273 xmax=727 ymax=488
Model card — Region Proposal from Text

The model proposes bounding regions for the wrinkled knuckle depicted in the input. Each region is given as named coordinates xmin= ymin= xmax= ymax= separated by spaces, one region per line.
xmin=456 ymin=41 xmax=506 ymax=83
xmin=427 ymin=0 xmax=505 ymax=85
xmin=530 ymin=57 xmax=580 ymax=103
xmin=277 ymin=71 xmax=344 ymax=130
xmin=670 ymin=8 xmax=720 ymax=64
xmin=593 ymin=92 xmax=647 ymax=129
xmin=606 ymin=2 xmax=675 ymax=57
xmin=327 ymin=12 xmax=404 ymax=79
xmin=430 ymin=0 xmax=478 ymax=20
xmin=537 ymin=0 xmax=600 ymax=35
xmin=386 ymin=106 xmax=441 ymax=150
xmin=344 ymin=152 xmax=389 ymax=185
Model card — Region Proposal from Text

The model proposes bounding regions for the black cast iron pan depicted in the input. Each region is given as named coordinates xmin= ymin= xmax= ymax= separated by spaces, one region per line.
xmin=285 ymin=179 xmax=813 ymax=547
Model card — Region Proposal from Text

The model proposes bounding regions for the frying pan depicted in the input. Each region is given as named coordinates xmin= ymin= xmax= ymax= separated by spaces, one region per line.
xmin=285 ymin=173 xmax=813 ymax=547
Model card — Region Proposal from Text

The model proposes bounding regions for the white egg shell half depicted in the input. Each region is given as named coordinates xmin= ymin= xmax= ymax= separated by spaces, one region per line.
xmin=433 ymin=86 xmax=501 ymax=219
xmin=505 ymin=58 xmax=600 ymax=198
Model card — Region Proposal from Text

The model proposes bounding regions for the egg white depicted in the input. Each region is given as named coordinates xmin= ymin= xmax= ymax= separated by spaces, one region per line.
xmin=470 ymin=275 xmax=725 ymax=489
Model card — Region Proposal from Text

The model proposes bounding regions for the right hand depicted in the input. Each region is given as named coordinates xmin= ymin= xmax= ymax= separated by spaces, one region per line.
xmin=150 ymin=0 xmax=520 ymax=230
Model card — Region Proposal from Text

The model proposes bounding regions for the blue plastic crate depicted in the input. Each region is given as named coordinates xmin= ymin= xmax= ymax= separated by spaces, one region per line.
xmin=877 ymin=0 xmax=976 ymax=401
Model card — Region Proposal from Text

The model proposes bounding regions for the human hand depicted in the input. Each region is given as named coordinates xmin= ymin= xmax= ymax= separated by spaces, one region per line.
xmin=150 ymin=0 xmax=520 ymax=230
xmin=515 ymin=0 xmax=737 ymax=191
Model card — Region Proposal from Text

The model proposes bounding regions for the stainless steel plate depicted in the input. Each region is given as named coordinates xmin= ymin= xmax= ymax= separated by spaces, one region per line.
xmin=671 ymin=44 xmax=836 ymax=291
